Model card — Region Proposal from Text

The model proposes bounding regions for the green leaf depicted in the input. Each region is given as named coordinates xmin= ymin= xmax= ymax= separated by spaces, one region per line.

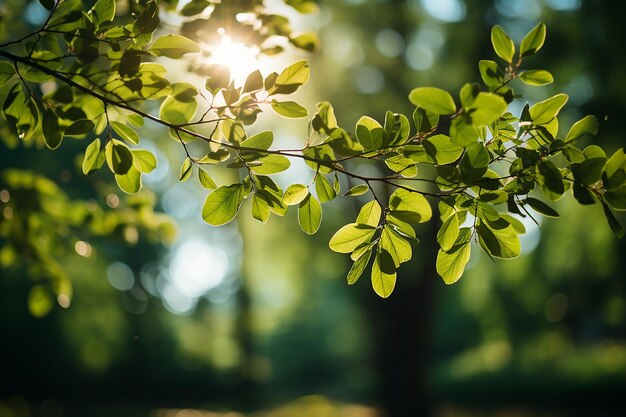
xmin=0 ymin=61 xmax=15 ymax=87
xmin=251 ymin=193 xmax=271 ymax=223
xmin=476 ymin=219 xmax=521 ymax=259
xmin=198 ymin=168 xmax=217 ymax=189
xmin=150 ymin=34 xmax=200 ymax=58
xmin=500 ymin=213 xmax=526 ymax=234
xmin=356 ymin=200 xmax=382 ymax=226
xmin=529 ymin=93 xmax=568 ymax=125
xmin=115 ymin=165 xmax=142 ymax=194
xmin=355 ymin=116 xmax=384 ymax=150
xmin=602 ymin=202 xmax=625 ymax=238
xmin=478 ymin=60 xmax=504 ymax=89
xmin=283 ymin=184 xmax=309 ymax=205
xmin=241 ymin=131 xmax=273 ymax=150
xmin=571 ymin=145 xmax=607 ymax=186
xmin=329 ymin=223 xmax=376 ymax=253
xmin=221 ymin=119 xmax=247 ymax=143
xmin=371 ymin=250 xmax=396 ymax=298
xmin=421 ymin=134 xmax=463 ymax=165
xmin=436 ymin=228 xmax=472 ymax=285
xmin=491 ymin=25 xmax=515 ymax=63
xmin=180 ymin=0 xmax=210 ymax=16
xmin=28 ymin=285 xmax=53 ymax=318
xmin=290 ymin=32 xmax=319 ymax=52
xmin=604 ymin=188 xmax=626 ymax=211
xmin=388 ymin=188 xmax=432 ymax=223
xmin=437 ymin=213 xmax=460 ymax=251
xmin=271 ymin=100 xmax=308 ymax=118
xmin=250 ymin=154 xmax=290 ymax=175
xmin=385 ymin=155 xmax=417 ymax=177
xmin=179 ymin=157 xmax=193 ymax=182
xmin=525 ymin=197 xmax=560 ymax=218
xmin=275 ymin=60 xmax=310 ymax=86
xmin=110 ymin=121 xmax=139 ymax=144
xmin=243 ymin=70 xmax=263 ymax=93
xmin=519 ymin=70 xmax=554 ymax=86
xmin=603 ymin=149 xmax=626 ymax=191
xmin=466 ymin=92 xmax=507 ymax=127
xmin=42 ymin=107 xmax=63 ymax=150
xmin=459 ymin=142 xmax=490 ymax=179
xmin=132 ymin=149 xmax=157 ymax=173
xmin=347 ymin=250 xmax=372 ymax=285
xmin=105 ymin=139 xmax=133 ymax=175
xmin=351 ymin=242 xmax=375 ymax=261
xmin=537 ymin=160 xmax=564 ymax=200
xmin=65 ymin=119 xmax=95 ymax=137
xmin=82 ymin=138 xmax=104 ymax=175
xmin=520 ymin=22 xmax=546 ymax=57
xmin=92 ymin=0 xmax=116 ymax=29
xmin=409 ymin=87 xmax=457 ymax=115
xmin=315 ymin=173 xmax=336 ymax=203
xmin=344 ymin=184 xmax=369 ymax=196
xmin=160 ymin=83 xmax=198 ymax=125
xmin=202 ymin=184 xmax=246 ymax=226
xmin=298 ymin=194 xmax=322 ymax=235
xmin=565 ymin=115 xmax=599 ymax=142
xmin=450 ymin=116 xmax=479 ymax=147
xmin=199 ymin=149 xmax=230 ymax=164
xmin=380 ymin=226 xmax=412 ymax=267
xmin=413 ymin=107 xmax=439 ymax=133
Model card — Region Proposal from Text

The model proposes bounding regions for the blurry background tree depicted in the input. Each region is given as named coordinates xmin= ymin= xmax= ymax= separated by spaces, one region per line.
xmin=1 ymin=1 xmax=625 ymax=417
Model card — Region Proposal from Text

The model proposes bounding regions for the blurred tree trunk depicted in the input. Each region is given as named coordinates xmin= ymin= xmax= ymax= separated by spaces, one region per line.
xmin=365 ymin=218 xmax=438 ymax=417
xmin=363 ymin=1 xmax=439 ymax=413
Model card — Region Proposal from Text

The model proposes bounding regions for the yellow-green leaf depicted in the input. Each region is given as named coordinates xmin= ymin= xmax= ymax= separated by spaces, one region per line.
xmin=298 ymin=194 xmax=322 ymax=235
xmin=329 ymin=223 xmax=376 ymax=253
xmin=150 ymin=34 xmax=200 ymax=58
xmin=409 ymin=87 xmax=457 ymax=115
xmin=436 ymin=228 xmax=472 ymax=285
xmin=371 ymin=250 xmax=396 ymax=298
xmin=283 ymin=184 xmax=309 ymax=205
xmin=202 ymin=184 xmax=246 ymax=226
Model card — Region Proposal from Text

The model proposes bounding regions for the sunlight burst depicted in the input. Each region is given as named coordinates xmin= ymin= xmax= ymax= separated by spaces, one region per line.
xmin=203 ymin=33 xmax=260 ymax=84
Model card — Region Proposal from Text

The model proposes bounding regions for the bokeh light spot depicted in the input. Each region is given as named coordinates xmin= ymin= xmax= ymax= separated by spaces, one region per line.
xmin=107 ymin=262 xmax=135 ymax=291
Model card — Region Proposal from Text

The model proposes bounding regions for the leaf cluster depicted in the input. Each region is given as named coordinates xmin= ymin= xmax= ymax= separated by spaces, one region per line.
xmin=1 ymin=3 xmax=624 ymax=304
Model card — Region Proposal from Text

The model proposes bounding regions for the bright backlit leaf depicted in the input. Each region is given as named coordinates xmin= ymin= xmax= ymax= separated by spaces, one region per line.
xmin=347 ymin=250 xmax=372 ymax=285
xmin=275 ymin=60 xmax=310 ymax=86
xmin=409 ymin=87 xmax=457 ymax=115
xmin=283 ymin=184 xmax=309 ymax=205
xmin=476 ymin=219 xmax=521 ymax=259
xmin=150 ymin=34 xmax=200 ymax=58
xmin=519 ymin=70 xmax=554 ymax=86
xmin=298 ymin=194 xmax=322 ymax=235
xmin=388 ymin=188 xmax=432 ymax=223
xmin=198 ymin=168 xmax=217 ymax=189
xmin=436 ymin=228 xmax=472 ymax=285
xmin=371 ymin=250 xmax=396 ymax=298
xmin=520 ymin=22 xmax=546 ymax=57
xmin=132 ymin=149 xmax=157 ymax=173
xmin=111 ymin=121 xmax=139 ymax=144
xmin=202 ymin=184 xmax=247 ymax=226
xmin=329 ymin=223 xmax=376 ymax=253
xmin=529 ymin=93 xmax=568 ymax=125
xmin=356 ymin=200 xmax=382 ymax=226
xmin=271 ymin=100 xmax=308 ymax=118
xmin=491 ymin=25 xmax=515 ymax=63
xmin=437 ymin=213 xmax=460 ymax=251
